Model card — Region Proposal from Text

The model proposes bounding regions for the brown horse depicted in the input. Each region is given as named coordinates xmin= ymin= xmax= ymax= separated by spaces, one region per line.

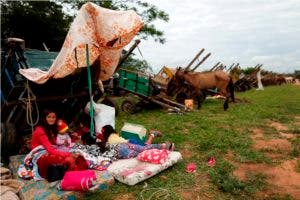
xmin=167 ymin=68 xmax=235 ymax=110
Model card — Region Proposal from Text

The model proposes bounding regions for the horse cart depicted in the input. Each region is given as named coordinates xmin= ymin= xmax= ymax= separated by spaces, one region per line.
xmin=117 ymin=68 xmax=186 ymax=114
xmin=1 ymin=2 xmax=145 ymax=163
xmin=161 ymin=49 xmax=235 ymax=110
xmin=1 ymin=38 xmax=141 ymax=161
xmin=160 ymin=48 xmax=213 ymax=103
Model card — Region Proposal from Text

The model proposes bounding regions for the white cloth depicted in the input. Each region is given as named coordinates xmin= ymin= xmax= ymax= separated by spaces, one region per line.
xmin=85 ymin=102 xmax=115 ymax=133
xmin=256 ymin=70 xmax=264 ymax=90
xmin=19 ymin=2 xmax=143 ymax=84
xmin=56 ymin=134 xmax=72 ymax=147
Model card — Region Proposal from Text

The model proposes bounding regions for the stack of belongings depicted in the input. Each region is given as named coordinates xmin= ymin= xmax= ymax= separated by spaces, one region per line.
xmin=1 ymin=167 xmax=24 ymax=200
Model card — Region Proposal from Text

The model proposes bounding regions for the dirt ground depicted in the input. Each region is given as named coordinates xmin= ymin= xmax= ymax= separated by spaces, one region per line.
xmin=233 ymin=117 xmax=300 ymax=199
xmin=178 ymin=85 xmax=300 ymax=199
xmin=179 ymin=117 xmax=300 ymax=199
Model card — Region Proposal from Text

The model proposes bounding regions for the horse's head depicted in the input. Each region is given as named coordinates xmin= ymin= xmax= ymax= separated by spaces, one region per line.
xmin=175 ymin=67 xmax=186 ymax=78
xmin=166 ymin=75 xmax=177 ymax=96
xmin=166 ymin=68 xmax=186 ymax=96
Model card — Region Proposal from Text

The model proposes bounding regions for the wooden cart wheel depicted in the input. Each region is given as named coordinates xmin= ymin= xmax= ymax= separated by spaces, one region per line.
xmin=121 ymin=98 xmax=137 ymax=114
xmin=101 ymin=97 xmax=119 ymax=116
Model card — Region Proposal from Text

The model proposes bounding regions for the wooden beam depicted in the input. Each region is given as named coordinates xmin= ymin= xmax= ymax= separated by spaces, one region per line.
xmin=184 ymin=48 xmax=205 ymax=71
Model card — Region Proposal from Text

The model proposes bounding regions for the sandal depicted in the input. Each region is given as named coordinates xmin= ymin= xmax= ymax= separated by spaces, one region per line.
xmin=165 ymin=142 xmax=175 ymax=151
xmin=150 ymin=130 xmax=162 ymax=137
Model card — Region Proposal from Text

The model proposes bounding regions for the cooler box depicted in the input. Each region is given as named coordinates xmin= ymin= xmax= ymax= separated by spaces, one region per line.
xmin=120 ymin=123 xmax=147 ymax=145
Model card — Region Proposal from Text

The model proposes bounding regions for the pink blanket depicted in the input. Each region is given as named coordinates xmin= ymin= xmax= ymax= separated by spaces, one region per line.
xmin=19 ymin=2 xmax=143 ymax=84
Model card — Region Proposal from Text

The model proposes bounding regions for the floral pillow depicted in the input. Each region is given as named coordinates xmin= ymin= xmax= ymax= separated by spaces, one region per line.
xmin=137 ymin=149 xmax=170 ymax=164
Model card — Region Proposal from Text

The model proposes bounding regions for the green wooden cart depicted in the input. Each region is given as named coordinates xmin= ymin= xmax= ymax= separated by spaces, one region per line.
xmin=117 ymin=68 xmax=186 ymax=114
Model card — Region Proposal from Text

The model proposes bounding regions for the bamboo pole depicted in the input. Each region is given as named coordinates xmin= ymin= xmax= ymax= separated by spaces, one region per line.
xmin=184 ymin=48 xmax=205 ymax=71
xmin=210 ymin=62 xmax=220 ymax=71
xmin=191 ymin=52 xmax=211 ymax=72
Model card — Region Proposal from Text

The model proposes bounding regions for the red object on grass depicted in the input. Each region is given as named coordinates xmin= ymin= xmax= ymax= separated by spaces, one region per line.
xmin=207 ymin=157 xmax=216 ymax=167
xmin=186 ymin=163 xmax=197 ymax=173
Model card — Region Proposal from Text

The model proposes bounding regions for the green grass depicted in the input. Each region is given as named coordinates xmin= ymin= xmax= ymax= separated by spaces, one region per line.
xmin=85 ymin=84 xmax=300 ymax=200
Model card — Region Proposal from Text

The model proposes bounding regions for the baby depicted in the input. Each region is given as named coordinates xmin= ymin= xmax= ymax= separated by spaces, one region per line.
xmin=56 ymin=119 xmax=74 ymax=151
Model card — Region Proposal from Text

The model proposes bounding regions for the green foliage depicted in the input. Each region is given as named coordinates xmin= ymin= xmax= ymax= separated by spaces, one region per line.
xmin=121 ymin=55 xmax=153 ymax=73
xmin=242 ymin=67 xmax=257 ymax=75
xmin=295 ymin=70 xmax=300 ymax=79
xmin=1 ymin=0 xmax=72 ymax=50
xmin=209 ymin=161 xmax=266 ymax=196
xmin=208 ymin=159 xmax=246 ymax=194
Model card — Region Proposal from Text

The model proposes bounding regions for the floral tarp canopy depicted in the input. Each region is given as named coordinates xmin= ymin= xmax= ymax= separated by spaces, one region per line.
xmin=19 ymin=2 xmax=143 ymax=84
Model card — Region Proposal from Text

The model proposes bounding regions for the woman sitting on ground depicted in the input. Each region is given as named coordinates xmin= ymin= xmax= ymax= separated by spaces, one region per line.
xmin=31 ymin=108 xmax=87 ymax=180
xmin=96 ymin=125 xmax=175 ymax=159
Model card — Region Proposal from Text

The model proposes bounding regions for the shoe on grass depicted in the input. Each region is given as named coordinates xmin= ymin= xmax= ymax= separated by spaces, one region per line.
xmin=150 ymin=130 xmax=162 ymax=137
xmin=165 ymin=141 xmax=175 ymax=151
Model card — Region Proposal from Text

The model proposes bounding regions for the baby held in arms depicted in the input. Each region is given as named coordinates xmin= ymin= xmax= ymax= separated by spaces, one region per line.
xmin=55 ymin=119 xmax=74 ymax=151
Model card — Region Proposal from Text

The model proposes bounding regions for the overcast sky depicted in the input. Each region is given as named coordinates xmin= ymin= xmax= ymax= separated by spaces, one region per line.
xmin=130 ymin=0 xmax=300 ymax=73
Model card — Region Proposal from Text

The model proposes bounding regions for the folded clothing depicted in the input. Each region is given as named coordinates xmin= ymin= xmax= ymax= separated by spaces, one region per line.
xmin=0 ymin=168 xmax=24 ymax=200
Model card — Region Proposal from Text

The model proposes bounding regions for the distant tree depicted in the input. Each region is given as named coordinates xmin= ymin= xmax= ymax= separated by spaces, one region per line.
xmin=295 ymin=70 xmax=300 ymax=79
xmin=1 ymin=1 xmax=72 ymax=50
xmin=121 ymin=54 xmax=152 ymax=73
xmin=241 ymin=67 xmax=256 ymax=75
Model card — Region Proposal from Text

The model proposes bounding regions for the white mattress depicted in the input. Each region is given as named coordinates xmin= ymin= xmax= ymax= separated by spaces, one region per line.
xmin=107 ymin=151 xmax=182 ymax=185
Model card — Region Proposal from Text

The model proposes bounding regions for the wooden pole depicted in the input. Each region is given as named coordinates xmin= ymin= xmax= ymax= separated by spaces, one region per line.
xmin=210 ymin=62 xmax=220 ymax=71
xmin=191 ymin=52 xmax=211 ymax=72
xmin=227 ymin=63 xmax=235 ymax=72
xmin=117 ymin=39 xmax=141 ymax=70
xmin=184 ymin=48 xmax=205 ymax=71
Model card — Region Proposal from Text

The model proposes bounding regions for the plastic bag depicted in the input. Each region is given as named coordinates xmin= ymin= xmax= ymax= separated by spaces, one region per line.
xmin=85 ymin=101 xmax=115 ymax=133
xmin=60 ymin=170 xmax=96 ymax=191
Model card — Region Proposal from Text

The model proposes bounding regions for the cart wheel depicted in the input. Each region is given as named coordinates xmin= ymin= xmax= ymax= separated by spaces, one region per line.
xmin=121 ymin=98 xmax=137 ymax=114
xmin=101 ymin=97 xmax=119 ymax=116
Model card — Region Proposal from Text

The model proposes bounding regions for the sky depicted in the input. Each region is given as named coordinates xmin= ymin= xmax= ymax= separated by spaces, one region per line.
xmin=129 ymin=0 xmax=300 ymax=73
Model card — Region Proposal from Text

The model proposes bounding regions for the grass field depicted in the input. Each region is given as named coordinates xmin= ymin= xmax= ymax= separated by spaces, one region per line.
xmin=85 ymin=84 xmax=300 ymax=200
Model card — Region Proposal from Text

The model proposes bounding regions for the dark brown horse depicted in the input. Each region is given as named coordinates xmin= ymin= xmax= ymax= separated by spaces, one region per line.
xmin=167 ymin=68 xmax=235 ymax=110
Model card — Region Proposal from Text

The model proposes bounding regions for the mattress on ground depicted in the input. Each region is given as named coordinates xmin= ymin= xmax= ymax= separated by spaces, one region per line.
xmin=107 ymin=151 xmax=182 ymax=186
xmin=9 ymin=155 xmax=115 ymax=200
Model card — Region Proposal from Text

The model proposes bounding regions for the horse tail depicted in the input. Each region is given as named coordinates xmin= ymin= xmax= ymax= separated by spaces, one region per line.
xmin=227 ymin=77 xmax=235 ymax=102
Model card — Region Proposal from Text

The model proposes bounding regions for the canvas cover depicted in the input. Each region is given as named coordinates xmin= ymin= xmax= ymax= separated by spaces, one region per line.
xmin=19 ymin=2 xmax=143 ymax=84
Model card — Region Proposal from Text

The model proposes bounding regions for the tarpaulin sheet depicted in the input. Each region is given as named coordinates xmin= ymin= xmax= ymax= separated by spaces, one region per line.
xmin=19 ymin=2 xmax=143 ymax=84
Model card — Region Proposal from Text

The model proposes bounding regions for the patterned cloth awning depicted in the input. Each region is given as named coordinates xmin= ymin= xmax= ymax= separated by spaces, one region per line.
xmin=19 ymin=2 xmax=143 ymax=84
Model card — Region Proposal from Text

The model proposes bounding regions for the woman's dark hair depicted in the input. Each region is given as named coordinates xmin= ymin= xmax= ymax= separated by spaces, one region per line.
xmin=40 ymin=108 xmax=58 ymax=141
xmin=98 ymin=125 xmax=116 ymax=153
xmin=102 ymin=125 xmax=116 ymax=142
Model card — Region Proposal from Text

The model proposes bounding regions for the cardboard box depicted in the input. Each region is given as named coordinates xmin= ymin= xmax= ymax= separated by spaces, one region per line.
xmin=184 ymin=99 xmax=194 ymax=110
xmin=120 ymin=123 xmax=147 ymax=145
